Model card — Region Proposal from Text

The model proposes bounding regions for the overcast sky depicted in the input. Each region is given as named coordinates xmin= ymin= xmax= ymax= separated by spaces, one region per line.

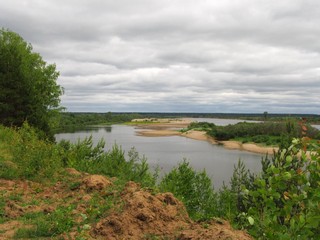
xmin=1 ymin=0 xmax=320 ymax=113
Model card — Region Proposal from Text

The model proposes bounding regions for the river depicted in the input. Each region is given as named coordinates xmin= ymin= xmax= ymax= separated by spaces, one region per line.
xmin=55 ymin=118 xmax=265 ymax=189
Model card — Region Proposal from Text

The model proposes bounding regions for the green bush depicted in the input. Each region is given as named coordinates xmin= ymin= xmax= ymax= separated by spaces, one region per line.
xmin=159 ymin=160 xmax=217 ymax=220
xmin=240 ymin=138 xmax=320 ymax=239
xmin=58 ymin=137 xmax=157 ymax=187
xmin=0 ymin=123 xmax=63 ymax=181
xmin=216 ymin=160 xmax=255 ymax=225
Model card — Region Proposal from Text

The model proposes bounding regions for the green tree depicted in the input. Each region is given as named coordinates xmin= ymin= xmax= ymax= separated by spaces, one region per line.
xmin=263 ymin=111 xmax=268 ymax=121
xmin=0 ymin=28 xmax=63 ymax=137
xmin=159 ymin=160 xmax=217 ymax=220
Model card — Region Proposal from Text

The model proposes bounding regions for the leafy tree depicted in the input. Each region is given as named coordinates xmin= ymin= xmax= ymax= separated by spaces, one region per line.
xmin=263 ymin=111 xmax=268 ymax=121
xmin=0 ymin=28 xmax=63 ymax=137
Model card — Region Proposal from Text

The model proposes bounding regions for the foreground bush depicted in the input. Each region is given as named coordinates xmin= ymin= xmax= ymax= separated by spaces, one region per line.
xmin=0 ymin=124 xmax=156 ymax=187
xmin=235 ymin=138 xmax=320 ymax=239
xmin=58 ymin=137 xmax=157 ymax=187
xmin=159 ymin=160 xmax=217 ymax=220
xmin=0 ymin=123 xmax=63 ymax=181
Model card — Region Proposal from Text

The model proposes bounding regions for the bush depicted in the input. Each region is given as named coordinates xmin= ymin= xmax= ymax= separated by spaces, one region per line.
xmin=159 ymin=160 xmax=217 ymax=220
xmin=58 ymin=137 xmax=157 ymax=187
xmin=216 ymin=160 xmax=255 ymax=225
xmin=0 ymin=123 xmax=63 ymax=181
xmin=240 ymin=138 xmax=320 ymax=239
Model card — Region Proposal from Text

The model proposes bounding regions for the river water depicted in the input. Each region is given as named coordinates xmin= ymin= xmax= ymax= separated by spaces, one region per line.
xmin=55 ymin=118 xmax=265 ymax=189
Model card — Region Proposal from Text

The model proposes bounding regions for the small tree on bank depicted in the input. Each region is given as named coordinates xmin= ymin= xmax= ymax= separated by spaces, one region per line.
xmin=0 ymin=28 xmax=63 ymax=138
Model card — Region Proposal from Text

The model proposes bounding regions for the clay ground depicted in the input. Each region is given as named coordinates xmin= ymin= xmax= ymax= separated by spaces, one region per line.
xmin=0 ymin=169 xmax=253 ymax=240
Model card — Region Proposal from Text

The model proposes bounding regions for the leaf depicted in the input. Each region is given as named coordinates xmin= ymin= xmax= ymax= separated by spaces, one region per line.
xmin=248 ymin=216 xmax=255 ymax=225
xmin=286 ymin=156 xmax=292 ymax=163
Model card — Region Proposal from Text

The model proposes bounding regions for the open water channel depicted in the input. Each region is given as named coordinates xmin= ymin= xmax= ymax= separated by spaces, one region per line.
xmin=55 ymin=118 xmax=266 ymax=189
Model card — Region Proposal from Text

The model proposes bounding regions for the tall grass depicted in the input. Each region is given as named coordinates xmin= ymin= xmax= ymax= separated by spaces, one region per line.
xmin=0 ymin=123 xmax=156 ymax=187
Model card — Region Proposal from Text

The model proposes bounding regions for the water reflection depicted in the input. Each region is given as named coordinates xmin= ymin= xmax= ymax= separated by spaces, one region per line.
xmin=56 ymin=125 xmax=112 ymax=134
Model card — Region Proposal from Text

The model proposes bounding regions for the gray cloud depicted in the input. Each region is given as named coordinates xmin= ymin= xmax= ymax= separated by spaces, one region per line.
xmin=1 ymin=0 xmax=320 ymax=113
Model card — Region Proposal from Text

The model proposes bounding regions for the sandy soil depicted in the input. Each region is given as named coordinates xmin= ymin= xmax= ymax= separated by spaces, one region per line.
xmin=0 ymin=171 xmax=253 ymax=240
xmin=222 ymin=141 xmax=278 ymax=155
xmin=132 ymin=118 xmax=192 ymax=130
xmin=133 ymin=119 xmax=278 ymax=155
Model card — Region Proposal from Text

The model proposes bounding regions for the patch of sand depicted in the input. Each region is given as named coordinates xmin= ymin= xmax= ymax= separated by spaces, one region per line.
xmin=181 ymin=130 xmax=217 ymax=144
xmin=222 ymin=141 xmax=278 ymax=155
xmin=132 ymin=118 xmax=192 ymax=130
xmin=136 ymin=130 xmax=181 ymax=137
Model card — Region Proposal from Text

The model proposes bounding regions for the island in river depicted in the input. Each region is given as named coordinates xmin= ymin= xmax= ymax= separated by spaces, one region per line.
xmin=133 ymin=118 xmax=278 ymax=155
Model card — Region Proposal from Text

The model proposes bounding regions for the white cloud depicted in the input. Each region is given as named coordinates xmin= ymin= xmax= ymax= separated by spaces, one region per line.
xmin=1 ymin=0 xmax=320 ymax=113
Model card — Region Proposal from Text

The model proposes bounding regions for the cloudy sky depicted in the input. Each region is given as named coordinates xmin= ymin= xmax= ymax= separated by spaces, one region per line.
xmin=1 ymin=0 xmax=320 ymax=113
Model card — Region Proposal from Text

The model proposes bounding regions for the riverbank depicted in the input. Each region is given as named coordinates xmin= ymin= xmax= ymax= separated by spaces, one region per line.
xmin=133 ymin=119 xmax=278 ymax=155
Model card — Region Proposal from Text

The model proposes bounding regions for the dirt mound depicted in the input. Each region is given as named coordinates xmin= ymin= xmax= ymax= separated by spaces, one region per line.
xmin=82 ymin=174 xmax=112 ymax=191
xmin=0 ymin=174 xmax=252 ymax=240
xmin=91 ymin=181 xmax=252 ymax=240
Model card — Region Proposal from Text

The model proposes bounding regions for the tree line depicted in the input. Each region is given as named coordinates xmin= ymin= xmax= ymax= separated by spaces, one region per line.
xmin=185 ymin=120 xmax=320 ymax=147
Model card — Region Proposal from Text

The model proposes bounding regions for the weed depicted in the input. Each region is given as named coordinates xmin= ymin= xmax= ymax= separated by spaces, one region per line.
xmin=9 ymin=193 xmax=23 ymax=202
xmin=68 ymin=181 xmax=81 ymax=191
xmin=0 ymin=195 xmax=6 ymax=223
xmin=14 ymin=205 xmax=75 ymax=238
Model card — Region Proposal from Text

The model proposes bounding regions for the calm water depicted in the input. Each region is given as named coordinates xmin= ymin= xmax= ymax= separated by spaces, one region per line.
xmin=313 ymin=124 xmax=320 ymax=130
xmin=55 ymin=119 xmax=264 ymax=189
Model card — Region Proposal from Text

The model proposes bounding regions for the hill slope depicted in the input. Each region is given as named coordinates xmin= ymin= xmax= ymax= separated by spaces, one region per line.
xmin=0 ymin=169 xmax=252 ymax=239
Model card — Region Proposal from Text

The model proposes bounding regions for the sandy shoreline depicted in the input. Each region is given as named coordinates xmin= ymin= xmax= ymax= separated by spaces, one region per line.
xmin=133 ymin=118 xmax=278 ymax=155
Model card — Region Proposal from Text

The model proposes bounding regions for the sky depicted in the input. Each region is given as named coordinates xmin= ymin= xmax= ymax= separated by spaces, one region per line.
xmin=1 ymin=0 xmax=320 ymax=114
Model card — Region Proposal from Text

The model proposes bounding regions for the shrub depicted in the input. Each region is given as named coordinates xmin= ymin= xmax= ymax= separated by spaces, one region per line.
xmin=216 ymin=160 xmax=255 ymax=225
xmin=58 ymin=137 xmax=157 ymax=187
xmin=159 ymin=160 xmax=217 ymax=220
xmin=0 ymin=123 xmax=63 ymax=181
xmin=240 ymin=138 xmax=320 ymax=239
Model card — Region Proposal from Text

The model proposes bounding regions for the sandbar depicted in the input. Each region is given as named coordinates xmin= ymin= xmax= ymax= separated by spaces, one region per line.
xmin=221 ymin=141 xmax=278 ymax=155
xmin=132 ymin=119 xmax=278 ymax=155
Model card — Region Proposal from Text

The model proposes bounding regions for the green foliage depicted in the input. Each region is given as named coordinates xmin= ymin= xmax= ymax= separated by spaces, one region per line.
xmin=56 ymin=112 xmax=141 ymax=131
xmin=187 ymin=120 xmax=320 ymax=146
xmin=184 ymin=122 xmax=217 ymax=132
xmin=0 ymin=29 xmax=63 ymax=138
xmin=216 ymin=160 xmax=255 ymax=225
xmin=0 ymin=123 xmax=63 ymax=181
xmin=0 ymin=123 xmax=157 ymax=188
xmin=159 ymin=160 xmax=217 ymax=220
xmin=239 ymin=138 xmax=320 ymax=239
xmin=58 ymin=136 xmax=157 ymax=187
xmin=14 ymin=206 xmax=75 ymax=238
xmin=0 ymin=193 xmax=6 ymax=224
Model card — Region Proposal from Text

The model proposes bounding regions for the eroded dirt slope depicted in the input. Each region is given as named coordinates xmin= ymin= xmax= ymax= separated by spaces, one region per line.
xmin=0 ymin=169 xmax=252 ymax=240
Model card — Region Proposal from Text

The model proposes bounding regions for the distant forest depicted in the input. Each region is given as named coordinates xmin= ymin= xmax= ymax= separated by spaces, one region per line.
xmin=56 ymin=111 xmax=320 ymax=132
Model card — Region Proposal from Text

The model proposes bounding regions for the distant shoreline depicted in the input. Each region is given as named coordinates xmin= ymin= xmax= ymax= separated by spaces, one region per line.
xmin=132 ymin=118 xmax=278 ymax=155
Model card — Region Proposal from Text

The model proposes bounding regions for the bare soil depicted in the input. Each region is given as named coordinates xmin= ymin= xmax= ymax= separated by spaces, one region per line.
xmin=0 ymin=170 xmax=253 ymax=240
